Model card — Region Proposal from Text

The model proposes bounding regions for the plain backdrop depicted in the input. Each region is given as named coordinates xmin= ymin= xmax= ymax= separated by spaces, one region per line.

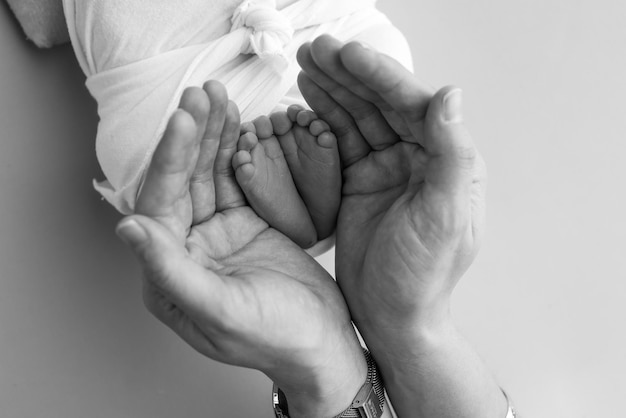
xmin=1 ymin=1 xmax=625 ymax=417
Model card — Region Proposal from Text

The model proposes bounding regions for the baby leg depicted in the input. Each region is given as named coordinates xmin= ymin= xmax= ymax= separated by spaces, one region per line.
xmin=233 ymin=116 xmax=317 ymax=249
xmin=271 ymin=106 xmax=341 ymax=241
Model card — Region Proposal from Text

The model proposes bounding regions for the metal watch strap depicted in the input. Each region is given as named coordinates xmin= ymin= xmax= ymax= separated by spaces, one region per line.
xmin=333 ymin=349 xmax=385 ymax=418
xmin=272 ymin=348 xmax=385 ymax=418
xmin=273 ymin=386 xmax=289 ymax=418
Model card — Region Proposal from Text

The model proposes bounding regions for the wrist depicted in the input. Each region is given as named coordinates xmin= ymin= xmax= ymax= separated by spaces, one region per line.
xmin=356 ymin=295 xmax=454 ymax=358
xmin=359 ymin=318 xmax=506 ymax=418
xmin=279 ymin=375 xmax=364 ymax=418
xmin=274 ymin=348 xmax=387 ymax=418
xmin=273 ymin=342 xmax=367 ymax=418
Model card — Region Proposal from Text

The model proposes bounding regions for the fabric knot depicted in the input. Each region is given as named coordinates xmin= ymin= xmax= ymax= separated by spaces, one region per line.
xmin=231 ymin=0 xmax=294 ymax=58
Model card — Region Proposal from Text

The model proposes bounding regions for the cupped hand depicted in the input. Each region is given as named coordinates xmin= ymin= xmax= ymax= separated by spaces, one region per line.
xmin=116 ymin=82 xmax=365 ymax=418
xmin=297 ymin=36 xmax=508 ymax=418
xmin=297 ymin=36 xmax=487 ymax=338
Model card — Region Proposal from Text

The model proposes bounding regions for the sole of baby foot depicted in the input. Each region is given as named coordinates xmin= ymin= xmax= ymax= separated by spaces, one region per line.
xmin=271 ymin=106 xmax=342 ymax=241
xmin=233 ymin=116 xmax=317 ymax=248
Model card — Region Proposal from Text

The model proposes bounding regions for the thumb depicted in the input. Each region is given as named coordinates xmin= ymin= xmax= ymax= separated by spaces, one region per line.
xmin=115 ymin=216 xmax=223 ymax=316
xmin=421 ymin=87 xmax=477 ymax=227
xmin=115 ymin=215 xmax=186 ymax=271
xmin=424 ymin=87 xmax=477 ymax=191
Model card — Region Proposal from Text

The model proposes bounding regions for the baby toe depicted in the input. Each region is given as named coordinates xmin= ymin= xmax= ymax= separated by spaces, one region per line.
xmin=252 ymin=115 xmax=274 ymax=139
xmin=296 ymin=109 xmax=318 ymax=127
xmin=309 ymin=119 xmax=330 ymax=136
xmin=238 ymin=131 xmax=259 ymax=152
xmin=240 ymin=121 xmax=256 ymax=135
xmin=316 ymin=131 xmax=337 ymax=149
xmin=270 ymin=111 xmax=293 ymax=136
xmin=287 ymin=104 xmax=307 ymax=122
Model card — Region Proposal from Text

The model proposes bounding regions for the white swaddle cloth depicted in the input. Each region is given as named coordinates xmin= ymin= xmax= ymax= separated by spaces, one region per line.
xmin=63 ymin=0 xmax=411 ymax=214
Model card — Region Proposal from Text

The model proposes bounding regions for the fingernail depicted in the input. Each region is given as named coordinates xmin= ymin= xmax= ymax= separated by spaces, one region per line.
xmin=116 ymin=218 xmax=147 ymax=246
xmin=346 ymin=40 xmax=372 ymax=51
xmin=443 ymin=88 xmax=463 ymax=123
xmin=356 ymin=41 xmax=372 ymax=50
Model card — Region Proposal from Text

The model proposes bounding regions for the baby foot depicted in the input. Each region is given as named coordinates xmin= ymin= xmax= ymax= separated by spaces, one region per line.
xmin=233 ymin=116 xmax=317 ymax=249
xmin=271 ymin=105 xmax=341 ymax=241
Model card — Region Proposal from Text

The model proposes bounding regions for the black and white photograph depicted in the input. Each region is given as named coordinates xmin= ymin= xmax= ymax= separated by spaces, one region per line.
xmin=1 ymin=0 xmax=622 ymax=416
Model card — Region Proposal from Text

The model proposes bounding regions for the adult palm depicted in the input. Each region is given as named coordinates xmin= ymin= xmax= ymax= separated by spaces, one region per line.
xmin=118 ymin=83 xmax=365 ymax=416
xmin=297 ymin=37 xmax=487 ymax=335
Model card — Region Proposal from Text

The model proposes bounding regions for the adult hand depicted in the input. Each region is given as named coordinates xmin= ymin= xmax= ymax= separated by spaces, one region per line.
xmin=297 ymin=36 xmax=505 ymax=418
xmin=115 ymin=82 xmax=366 ymax=418
xmin=298 ymin=34 xmax=486 ymax=352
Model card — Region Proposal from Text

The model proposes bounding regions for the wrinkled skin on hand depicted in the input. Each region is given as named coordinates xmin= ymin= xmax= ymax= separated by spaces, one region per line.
xmin=118 ymin=82 xmax=365 ymax=417
xmin=297 ymin=36 xmax=487 ymax=337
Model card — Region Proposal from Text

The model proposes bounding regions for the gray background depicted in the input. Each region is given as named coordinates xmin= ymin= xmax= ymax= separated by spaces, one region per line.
xmin=1 ymin=0 xmax=625 ymax=416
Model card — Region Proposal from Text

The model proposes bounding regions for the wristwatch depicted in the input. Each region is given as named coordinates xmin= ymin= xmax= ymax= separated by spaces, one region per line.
xmin=272 ymin=349 xmax=385 ymax=418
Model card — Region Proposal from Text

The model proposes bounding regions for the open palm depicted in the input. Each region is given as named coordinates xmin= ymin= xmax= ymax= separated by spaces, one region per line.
xmin=337 ymin=135 xmax=485 ymax=329
xmin=297 ymin=37 xmax=487 ymax=333
xmin=120 ymin=84 xmax=364 ymax=409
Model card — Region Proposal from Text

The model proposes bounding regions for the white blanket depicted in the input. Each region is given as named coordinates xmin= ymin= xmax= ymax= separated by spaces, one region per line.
xmin=63 ymin=0 xmax=411 ymax=213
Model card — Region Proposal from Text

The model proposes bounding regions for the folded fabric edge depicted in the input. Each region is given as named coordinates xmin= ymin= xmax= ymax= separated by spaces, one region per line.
xmin=93 ymin=178 xmax=135 ymax=215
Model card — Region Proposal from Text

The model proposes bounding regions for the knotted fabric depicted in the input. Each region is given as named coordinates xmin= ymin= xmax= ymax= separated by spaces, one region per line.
xmin=231 ymin=0 xmax=294 ymax=58
xmin=63 ymin=0 xmax=407 ymax=214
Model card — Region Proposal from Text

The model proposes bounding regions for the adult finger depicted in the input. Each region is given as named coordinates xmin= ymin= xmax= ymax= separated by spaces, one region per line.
xmin=297 ymin=72 xmax=370 ymax=167
xmin=116 ymin=215 xmax=227 ymax=321
xmin=135 ymin=109 xmax=199 ymax=231
xmin=301 ymin=38 xmax=398 ymax=150
xmin=189 ymin=81 xmax=229 ymax=224
xmin=215 ymin=100 xmax=247 ymax=211
xmin=338 ymin=40 xmax=434 ymax=134
xmin=419 ymin=86 xmax=477 ymax=230
xmin=302 ymin=36 xmax=384 ymax=106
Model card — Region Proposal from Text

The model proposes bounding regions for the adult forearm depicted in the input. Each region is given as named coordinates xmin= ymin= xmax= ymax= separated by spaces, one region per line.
xmin=363 ymin=318 xmax=507 ymax=418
